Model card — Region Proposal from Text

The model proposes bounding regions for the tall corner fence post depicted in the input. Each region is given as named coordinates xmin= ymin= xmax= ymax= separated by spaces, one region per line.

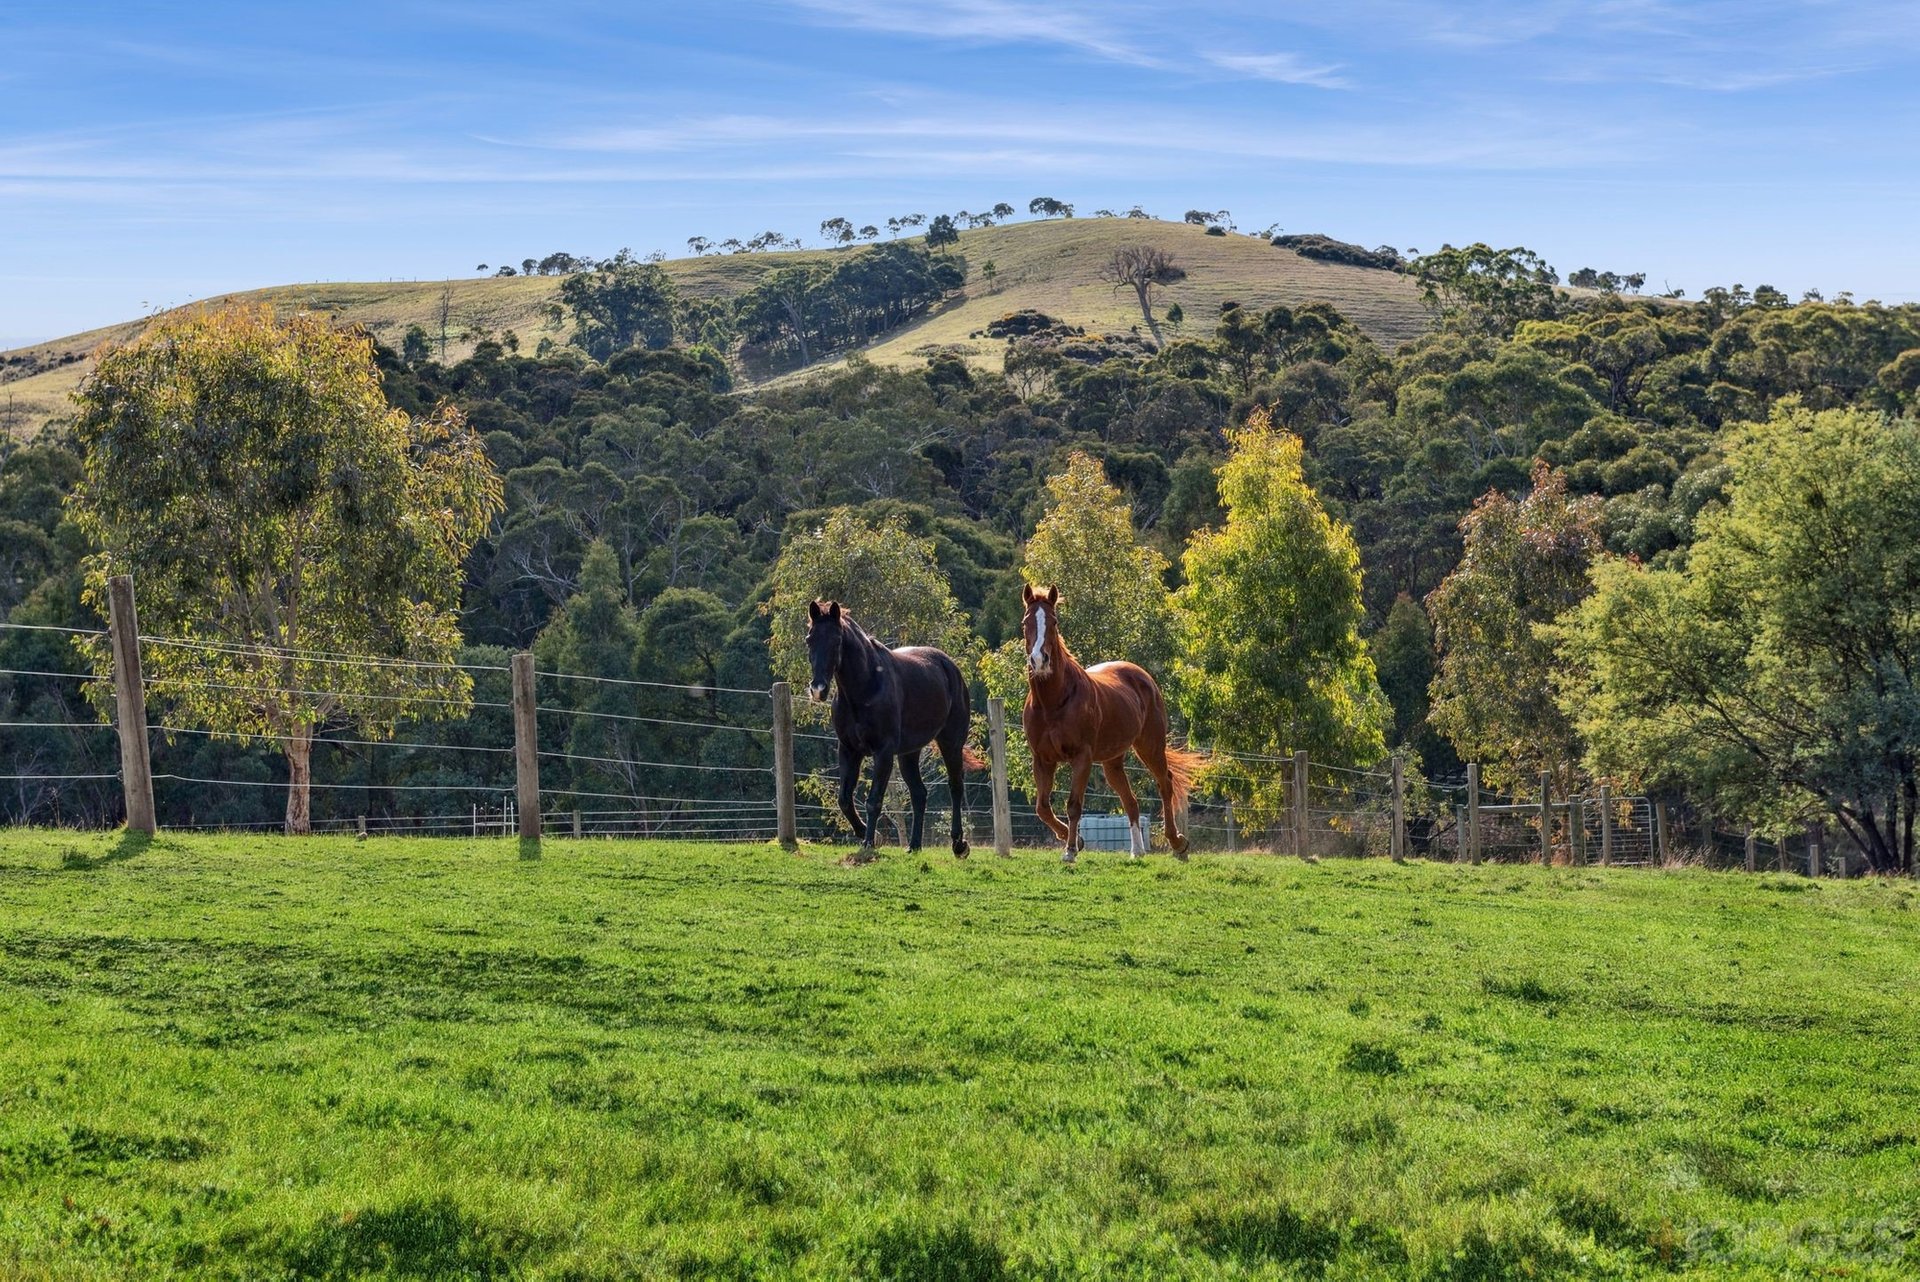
xmin=105 ymin=573 xmax=156 ymax=836
xmin=986 ymin=696 xmax=1013 ymax=858
xmin=511 ymin=652 xmax=540 ymax=842
xmin=1466 ymin=762 xmax=1482 ymax=865
xmin=1654 ymin=799 xmax=1669 ymax=869
xmin=771 ymin=680 xmax=797 ymax=850
xmin=1598 ymin=783 xmax=1613 ymax=865
xmin=1538 ymin=770 xmax=1553 ymax=866
xmin=1291 ymin=749 xmax=1308 ymax=860
xmin=1390 ymin=751 xmax=1406 ymax=860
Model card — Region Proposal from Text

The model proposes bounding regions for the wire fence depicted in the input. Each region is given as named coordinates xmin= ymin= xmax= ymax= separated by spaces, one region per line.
xmin=0 ymin=615 xmax=1869 ymax=873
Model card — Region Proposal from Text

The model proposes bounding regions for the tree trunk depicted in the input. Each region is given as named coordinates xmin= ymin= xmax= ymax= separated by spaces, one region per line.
xmin=1132 ymin=282 xmax=1164 ymax=345
xmin=284 ymin=726 xmax=313 ymax=835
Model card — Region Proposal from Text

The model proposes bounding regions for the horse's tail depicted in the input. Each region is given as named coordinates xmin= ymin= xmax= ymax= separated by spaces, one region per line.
xmin=962 ymin=745 xmax=989 ymax=773
xmin=1163 ymin=744 xmax=1208 ymax=818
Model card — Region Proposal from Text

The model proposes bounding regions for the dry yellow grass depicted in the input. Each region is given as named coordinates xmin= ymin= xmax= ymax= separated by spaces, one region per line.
xmin=1 ymin=219 xmax=1428 ymax=437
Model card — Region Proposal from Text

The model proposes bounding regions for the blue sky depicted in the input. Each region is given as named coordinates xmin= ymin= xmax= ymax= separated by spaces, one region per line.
xmin=5 ymin=0 xmax=1919 ymax=346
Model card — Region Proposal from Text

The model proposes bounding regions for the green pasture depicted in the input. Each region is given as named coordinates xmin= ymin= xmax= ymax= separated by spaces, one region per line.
xmin=0 ymin=831 xmax=1914 ymax=1279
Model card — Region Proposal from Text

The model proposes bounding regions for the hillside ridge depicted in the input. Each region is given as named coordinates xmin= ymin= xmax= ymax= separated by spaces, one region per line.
xmin=0 ymin=218 xmax=1430 ymax=435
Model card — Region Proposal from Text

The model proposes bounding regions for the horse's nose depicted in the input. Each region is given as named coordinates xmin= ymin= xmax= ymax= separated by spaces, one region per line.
xmin=807 ymin=683 xmax=828 ymax=702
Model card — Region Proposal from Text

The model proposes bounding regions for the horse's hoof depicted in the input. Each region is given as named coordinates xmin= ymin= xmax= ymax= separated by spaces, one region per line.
xmin=1061 ymin=849 xmax=1077 ymax=864
xmin=953 ymin=839 xmax=970 ymax=860
xmin=1171 ymin=835 xmax=1190 ymax=857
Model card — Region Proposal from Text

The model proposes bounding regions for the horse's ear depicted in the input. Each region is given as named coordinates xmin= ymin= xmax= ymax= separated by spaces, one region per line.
xmin=808 ymin=599 xmax=822 ymax=621
xmin=827 ymin=600 xmax=841 ymax=619
xmin=1045 ymin=585 xmax=1059 ymax=606
xmin=1021 ymin=584 xmax=1034 ymax=605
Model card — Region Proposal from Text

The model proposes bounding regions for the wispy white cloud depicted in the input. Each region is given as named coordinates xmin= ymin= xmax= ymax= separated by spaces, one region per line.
xmin=787 ymin=0 xmax=1352 ymax=87
xmin=1204 ymin=51 xmax=1349 ymax=89
xmin=786 ymin=0 xmax=1164 ymax=67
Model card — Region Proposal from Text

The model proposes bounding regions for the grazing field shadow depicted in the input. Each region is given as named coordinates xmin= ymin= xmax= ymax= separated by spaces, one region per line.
xmin=280 ymin=1195 xmax=529 ymax=1279
xmin=60 ymin=830 xmax=152 ymax=871
xmin=850 ymin=1220 xmax=1008 ymax=1281
xmin=1187 ymin=1202 xmax=1342 ymax=1273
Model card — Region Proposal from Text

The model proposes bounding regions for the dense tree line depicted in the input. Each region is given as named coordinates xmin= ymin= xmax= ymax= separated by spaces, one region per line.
xmin=7 ymin=239 xmax=1920 ymax=860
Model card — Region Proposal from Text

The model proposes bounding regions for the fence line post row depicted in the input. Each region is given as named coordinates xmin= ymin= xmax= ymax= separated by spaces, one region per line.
xmin=72 ymin=577 xmax=1893 ymax=872
xmin=771 ymin=680 xmax=797 ymax=850
xmin=987 ymin=697 xmax=1013 ymax=858
xmin=511 ymin=652 xmax=540 ymax=845
xmin=106 ymin=574 xmax=156 ymax=836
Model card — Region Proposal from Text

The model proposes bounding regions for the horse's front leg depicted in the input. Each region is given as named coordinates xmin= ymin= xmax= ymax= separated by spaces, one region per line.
xmin=1034 ymin=755 xmax=1070 ymax=848
xmin=861 ymin=749 xmax=896 ymax=855
xmin=1064 ymin=752 xmax=1095 ymax=864
xmin=837 ymin=744 xmax=867 ymax=843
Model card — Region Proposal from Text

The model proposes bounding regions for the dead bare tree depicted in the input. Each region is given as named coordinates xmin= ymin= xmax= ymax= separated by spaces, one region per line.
xmin=1102 ymin=246 xmax=1186 ymax=344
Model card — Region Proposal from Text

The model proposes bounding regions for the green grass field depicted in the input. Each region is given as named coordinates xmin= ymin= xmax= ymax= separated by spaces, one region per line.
xmin=0 ymin=831 xmax=1915 ymax=1279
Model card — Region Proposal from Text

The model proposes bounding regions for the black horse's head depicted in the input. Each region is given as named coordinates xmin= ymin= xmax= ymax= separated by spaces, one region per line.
xmin=805 ymin=599 xmax=846 ymax=703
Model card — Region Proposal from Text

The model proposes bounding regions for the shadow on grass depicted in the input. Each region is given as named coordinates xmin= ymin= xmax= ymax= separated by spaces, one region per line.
xmin=60 ymin=829 xmax=152 ymax=871
xmin=279 ymin=1195 xmax=528 ymax=1279
xmin=1184 ymin=1200 xmax=1409 ymax=1277
xmin=851 ymin=1220 xmax=1008 ymax=1282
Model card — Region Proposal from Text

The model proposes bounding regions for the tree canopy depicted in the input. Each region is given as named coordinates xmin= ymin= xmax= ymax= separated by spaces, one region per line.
xmin=1556 ymin=405 xmax=1920 ymax=871
xmin=68 ymin=307 xmax=501 ymax=831
xmin=1172 ymin=411 xmax=1388 ymax=817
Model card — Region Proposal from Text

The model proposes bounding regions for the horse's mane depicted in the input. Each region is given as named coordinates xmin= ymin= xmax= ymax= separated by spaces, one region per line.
xmin=835 ymin=610 xmax=887 ymax=696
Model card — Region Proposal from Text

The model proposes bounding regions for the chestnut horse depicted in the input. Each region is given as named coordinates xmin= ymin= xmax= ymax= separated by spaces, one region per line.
xmin=805 ymin=599 xmax=980 ymax=860
xmin=1019 ymin=584 xmax=1205 ymax=862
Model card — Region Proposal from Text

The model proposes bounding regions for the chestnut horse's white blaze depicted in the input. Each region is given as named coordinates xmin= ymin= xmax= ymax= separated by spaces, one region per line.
xmin=1017 ymin=583 xmax=1206 ymax=863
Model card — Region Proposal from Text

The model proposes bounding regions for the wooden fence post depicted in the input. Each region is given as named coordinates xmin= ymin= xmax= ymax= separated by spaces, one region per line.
xmin=511 ymin=653 xmax=540 ymax=842
xmin=1292 ymin=750 xmax=1309 ymax=859
xmin=1654 ymin=800 xmax=1669 ymax=868
xmin=357 ymin=814 xmax=367 ymax=837
xmin=105 ymin=574 xmax=156 ymax=836
xmin=1744 ymin=828 xmax=1757 ymax=873
xmin=1225 ymin=800 xmax=1238 ymax=854
xmin=471 ymin=803 xmax=478 ymax=837
xmin=1455 ymin=806 xmax=1467 ymax=863
xmin=987 ymin=697 xmax=1013 ymax=857
xmin=1390 ymin=752 xmax=1406 ymax=860
xmin=1599 ymin=784 xmax=1613 ymax=866
xmin=1807 ymin=821 xmax=1822 ymax=878
xmin=1570 ymin=796 xmax=1587 ymax=865
xmin=1538 ymin=770 xmax=1553 ymax=865
xmin=771 ymin=681 xmax=797 ymax=850
xmin=1466 ymin=762 xmax=1482 ymax=865
xmin=572 ymin=808 xmax=582 ymax=838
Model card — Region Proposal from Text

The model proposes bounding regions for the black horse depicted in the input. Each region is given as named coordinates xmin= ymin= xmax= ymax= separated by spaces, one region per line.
xmin=805 ymin=600 xmax=979 ymax=859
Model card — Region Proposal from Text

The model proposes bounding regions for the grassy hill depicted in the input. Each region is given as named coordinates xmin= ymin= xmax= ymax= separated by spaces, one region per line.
xmin=1 ymin=829 xmax=1915 ymax=1277
xmin=0 ymin=219 xmax=1430 ymax=437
